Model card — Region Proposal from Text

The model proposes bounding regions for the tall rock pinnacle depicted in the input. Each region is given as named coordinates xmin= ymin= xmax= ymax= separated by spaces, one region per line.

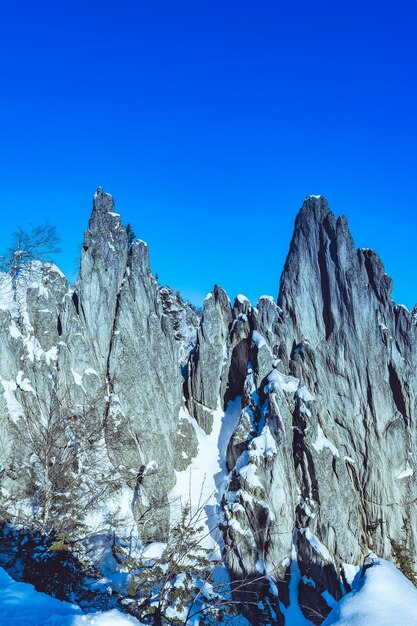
xmin=278 ymin=194 xmax=390 ymax=345
xmin=76 ymin=188 xmax=129 ymax=372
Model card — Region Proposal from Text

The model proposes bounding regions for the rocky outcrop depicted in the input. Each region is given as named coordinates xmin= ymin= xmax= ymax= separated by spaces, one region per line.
xmin=182 ymin=195 xmax=416 ymax=622
xmin=159 ymin=286 xmax=199 ymax=366
xmin=186 ymin=285 xmax=232 ymax=432
xmin=0 ymin=190 xmax=415 ymax=623
xmin=276 ymin=195 xmax=417 ymax=615
xmin=201 ymin=195 xmax=416 ymax=621
xmin=0 ymin=188 xmax=199 ymax=547
xmin=76 ymin=187 xmax=129 ymax=375
xmin=105 ymin=239 xmax=198 ymax=540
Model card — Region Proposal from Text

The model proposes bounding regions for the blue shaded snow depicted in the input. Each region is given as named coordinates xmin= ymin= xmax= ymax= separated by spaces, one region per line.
xmin=0 ymin=567 xmax=141 ymax=626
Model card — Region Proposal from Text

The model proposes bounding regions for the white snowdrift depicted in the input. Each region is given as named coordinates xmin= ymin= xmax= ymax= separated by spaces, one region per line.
xmin=0 ymin=567 xmax=142 ymax=626
xmin=322 ymin=558 xmax=417 ymax=626
xmin=2 ymin=556 xmax=416 ymax=626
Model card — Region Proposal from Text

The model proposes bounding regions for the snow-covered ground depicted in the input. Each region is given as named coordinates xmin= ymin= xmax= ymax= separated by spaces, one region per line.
xmin=169 ymin=399 xmax=242 ymax=553
xmin=0 ymin=567 xmax=142 ymax=626
xmin=322 ymin=558 xmax=417 ymax=626
xmin=2 ymin=557 xmax=417 ymax=625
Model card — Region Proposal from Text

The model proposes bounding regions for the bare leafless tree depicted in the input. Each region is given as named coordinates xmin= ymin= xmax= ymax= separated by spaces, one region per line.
xmin=0 ymin=222 xmax=61 ymax=286
xmin=116 ymin=484 xmax=288 ymax=626
xmin=0 ymin=383 xmax=124 ymax=547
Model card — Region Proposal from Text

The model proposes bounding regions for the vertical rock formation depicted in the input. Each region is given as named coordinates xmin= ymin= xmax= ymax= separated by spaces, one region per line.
xmin=186 ymin=285 xmax=232 ymax=432
xmin=0 ymin=189 xmax=199 ymax=547
xmin=276 ymin=195 xmax=417 ymax=613
xmin=206 ymin=195 xmax=416 ymax=621
xmin=76 ymin=187 xmax=129 ymax=374
xmin=0 ymin=190 xmax=415 ymax=623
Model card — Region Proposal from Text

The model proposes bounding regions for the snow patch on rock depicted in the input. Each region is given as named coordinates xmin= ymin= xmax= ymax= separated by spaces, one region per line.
xmin=322 ymin=558 xmax=417 ymax=626
xmin=312 ymin=425 xmax=340 ymax=457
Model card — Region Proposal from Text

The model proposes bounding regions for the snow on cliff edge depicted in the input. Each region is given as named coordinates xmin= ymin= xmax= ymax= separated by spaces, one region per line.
xmin=322 ymin=558 xmax=417 ymax=626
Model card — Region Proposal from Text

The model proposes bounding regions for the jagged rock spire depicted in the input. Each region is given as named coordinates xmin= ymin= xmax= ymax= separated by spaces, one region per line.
xmin=278 ymin=194 xmax=393 ymax=345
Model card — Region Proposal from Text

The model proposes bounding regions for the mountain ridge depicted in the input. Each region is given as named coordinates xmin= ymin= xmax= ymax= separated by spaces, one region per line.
xmin=0 ymin=189 xmax=415 ymax=624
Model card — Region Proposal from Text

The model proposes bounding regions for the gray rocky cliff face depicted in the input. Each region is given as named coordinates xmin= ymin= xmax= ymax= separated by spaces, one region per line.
xmin=0 ymin=191 xmax=415 ymax=623
xmin=159 ymin=286 xmax=199 ymax=366
xmin=186 ymin=284 xmax=232 ymax=432
xmin=105 ymin=239 xmax=198 ymax=540
xmin=0 ymin=189 xmax=198 ymax=546
xmin=276 ymin=195 xmax=417 ymax=613
xmin=76 ymin=188 xmax=129 ymax=375
xmin=182 ymin=195 xmax=416 ymax=622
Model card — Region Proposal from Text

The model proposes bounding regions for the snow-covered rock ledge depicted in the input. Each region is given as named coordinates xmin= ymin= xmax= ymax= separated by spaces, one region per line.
xmin=322 ymin=558 xmax=417 ymax=626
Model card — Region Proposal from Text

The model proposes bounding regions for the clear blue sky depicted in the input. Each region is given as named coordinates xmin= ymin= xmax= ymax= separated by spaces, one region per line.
xmin=0 ymin=0 xmax=416 ymax=307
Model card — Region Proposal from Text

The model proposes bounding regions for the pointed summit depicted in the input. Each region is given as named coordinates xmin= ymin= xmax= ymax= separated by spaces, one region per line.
xmin=278 ymin=196 xmax=392 ymax=345
xmin=288 ymin=194 xmax=336 ymax=240
xmin=93 ymin=186 xmax=115 ymax=212
xmin=75 ymin=189 xmax=128 ymax=371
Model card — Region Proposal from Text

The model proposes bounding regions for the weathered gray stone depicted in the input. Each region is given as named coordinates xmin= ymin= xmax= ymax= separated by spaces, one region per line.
xmin=0 ymin=190 xmax=416 ymax=624
xmin=186 ymin=284 xmax=232 ymax=432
